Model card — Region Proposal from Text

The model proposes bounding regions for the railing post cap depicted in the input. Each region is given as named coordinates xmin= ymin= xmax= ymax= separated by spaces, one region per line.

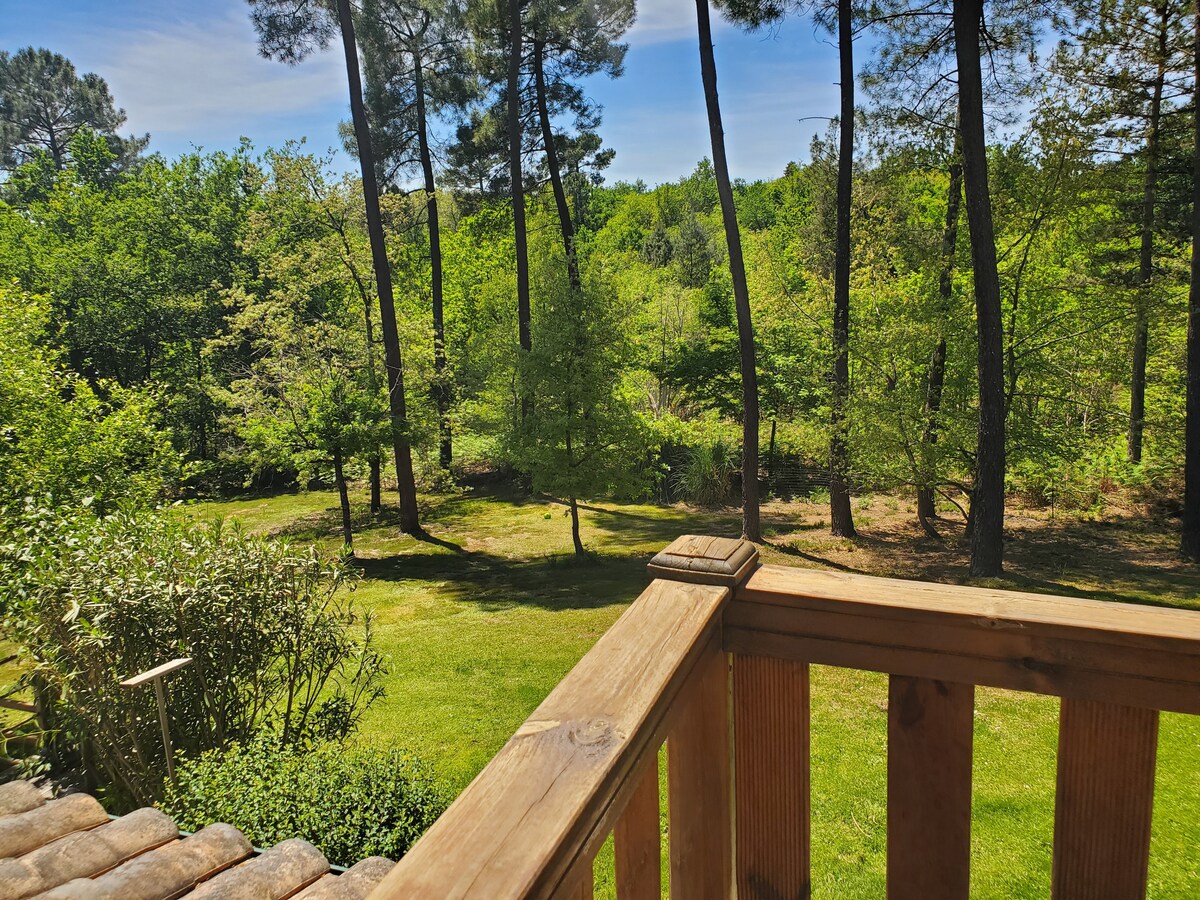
xmin=647 ymin=535 xmax=759 ymax=588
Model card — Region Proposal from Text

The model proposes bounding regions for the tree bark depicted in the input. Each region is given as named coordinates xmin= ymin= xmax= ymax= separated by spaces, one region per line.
xmin=508 ymin=0 xmax=532 ymax=362
xmin=916 ymin=146 xmax=964 ymax=533
xmin=954 ymin=0 xmax=1005 ymax=576
xmin=830 ymin=0 xmax=857 ymax=538
xmin=333 ymin=446 xmax=354 ymax=556
xmin=695 ymin=0 xmax=761 ymax=541
xmin=533 ymin=41 xmax=582 ymax=292
xmin=1129 ymin=15 xmax=1168 ymax=463
xmin=328 ymin=201 xmax=382 ymax=511
xmin=369 ymin=455 xmax=382 ymax=516
xmin=336 ymin=0 xmax=421 ymax=534
xmin=1183 ymin=0 xmax=1200 ymax=561
xmin=413 ymin=42 xmax=452 ymax=469
xmin=569 ymin=495 xmax=586 ymax=557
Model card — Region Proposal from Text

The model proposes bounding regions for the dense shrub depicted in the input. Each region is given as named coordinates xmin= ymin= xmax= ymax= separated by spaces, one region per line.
xmin=161 ymin=737 xmax=448 ymax=867
xmin=672 ymin=438 xmax=738 ymax=506
xmin=0 ymin=504 xmax=383 ymax=806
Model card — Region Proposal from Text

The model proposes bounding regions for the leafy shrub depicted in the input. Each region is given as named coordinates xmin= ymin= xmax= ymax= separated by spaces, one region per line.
xmin=0 ymin=504 xmax=383 ymax=806
xmin=161 ymin=737 xmax=448 ymax=867
xmin=673 ymin=439 xmax=737 ymax=506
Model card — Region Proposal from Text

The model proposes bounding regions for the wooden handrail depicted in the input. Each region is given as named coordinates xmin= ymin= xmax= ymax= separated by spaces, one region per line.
xmin=371 ymin=577 xmax=730 ymax=899
xmin=725 ymin=560 xmax=1200 ymax=900
xmin=726 ymin=564 xmax=1200 ymax=713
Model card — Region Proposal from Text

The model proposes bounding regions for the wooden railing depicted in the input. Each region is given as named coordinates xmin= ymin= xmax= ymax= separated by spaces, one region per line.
xmin=370 ymin=535 xmax=1200 ymax=900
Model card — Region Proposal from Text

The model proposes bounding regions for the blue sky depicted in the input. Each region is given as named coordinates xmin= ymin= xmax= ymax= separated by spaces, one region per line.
xmin=3 ymin=0 xmax=843 ymax=185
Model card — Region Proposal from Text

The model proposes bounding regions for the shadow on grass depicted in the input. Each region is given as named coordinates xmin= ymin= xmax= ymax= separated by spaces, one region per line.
xmin=252 ymin=486 xmax=1200 ymax=613
xmin=353 ymin=547 xmax=652 ymax=613
xmin=768 ymin=540 xmax=868 ymax=574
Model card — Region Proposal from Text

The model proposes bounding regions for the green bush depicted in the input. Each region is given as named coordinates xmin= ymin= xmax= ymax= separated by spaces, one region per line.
xmin=673 ymin=439 xmax=737 ymax=506
xmin=0 ymin=504 xmax=383 ymax=807
xmin=161 ymin=737 xmax=448 ymax=867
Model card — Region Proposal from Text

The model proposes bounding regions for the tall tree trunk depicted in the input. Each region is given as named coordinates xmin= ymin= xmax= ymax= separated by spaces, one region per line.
xmin=954 ymin=0 xmax=1005 ymax=577
xmin=413 ymin=43 xmax=452 ymax=470
xmin=533 ymin=41 xmax=582 ymax=292
xmin=917 ymin=146 xmax=964 ymax=533
xmin=1129 ymin=22 xmax=1167 ymax=463
xmin=329 ymin=207 xmax=382 ymax=512
xmin=695 ymin=0 xmax=761 ymax=542
xmin=48 ymin=129 xmax=64 ymax=170
xmin=196 ymin=347 xmax=208 ymax=461
xmin=336 ymin=0 xmax=421 ymax=535
xmin=569 ymin=495 xmax=585 ymax=557
xmin=1184 ymin=0 xmax=1200 ymax=561
xmin=830 ymin=0 xmax=857 ymax=538
xmin=333 ymin=446 xmax=354 ymax=556
xmin=508 ymin=0 xmax=531 ymax=362
xmin=369 ymin=456 xmax=382 ymax=516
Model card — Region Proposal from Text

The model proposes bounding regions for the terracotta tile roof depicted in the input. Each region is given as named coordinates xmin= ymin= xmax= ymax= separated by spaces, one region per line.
xmin=0 ymin=781 xmax=395 ymax=900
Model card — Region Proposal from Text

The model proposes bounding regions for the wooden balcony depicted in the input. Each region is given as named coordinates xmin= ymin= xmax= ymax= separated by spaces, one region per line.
xmin=368 ymin=534 xmax=1200 ymax=900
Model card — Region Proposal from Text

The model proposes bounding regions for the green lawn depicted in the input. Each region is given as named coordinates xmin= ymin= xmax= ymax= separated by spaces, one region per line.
xmin=185 ymin=487 xmax=1200 ymax=898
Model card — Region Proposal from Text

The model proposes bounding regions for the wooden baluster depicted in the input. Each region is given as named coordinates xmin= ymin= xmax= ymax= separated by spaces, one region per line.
xmin=558 ymin=855 xmax=594 ymax=900
xmin=1052 ymin=698 xmax=1158 ymax=900
xmin=734 ymin=654 xmax=810 ymax=900
xmin=576 ymin=869 xmax=594 ymax=900
xmin=615 ymin=757 xmax=661 ymax=899
xmin=667 ymin=645 xmax=732 ymax=899
xmin=887 ymin=675 xmax=974 ymax=900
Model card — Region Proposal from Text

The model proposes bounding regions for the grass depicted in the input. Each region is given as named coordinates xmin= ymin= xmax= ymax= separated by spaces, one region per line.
xmin=184 ymin=486 xmax=1200 ymax=898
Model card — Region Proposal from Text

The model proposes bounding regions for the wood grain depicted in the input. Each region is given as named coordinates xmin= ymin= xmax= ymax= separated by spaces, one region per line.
xmin=119 ymin=657 xmax=193 ymax=687
xmin=1052 ymin=699 xmax=1158 ymax=900
xmin=667 ymin=646 xmax=732 ymax=900
xmin=726 ymin=565 xmax=1200 ymax=713
xmin=370 ymin=578 xmax=729 ymax=899
xmin=887 ymin=675 xmax=974 ymax=900
xmin=647 ymin=535 xmax=759 ymax=587
xmin=614 ymin=757 xmax=661 ymax=900
xmin=733 ymin=654 xmax=810 ymax=900
xmin=558 ymin=857 xmax=594 ymax=900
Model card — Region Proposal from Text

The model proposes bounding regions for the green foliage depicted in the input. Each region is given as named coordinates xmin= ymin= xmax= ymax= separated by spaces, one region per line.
xmin=0 ymin=506 xmax=383 ymax=807
xmin=673 ymin=438 xmax=738 ymax=506
xmin=221 ymin=150 xmax=387 ymax=492
xmin=161 ymin=735 xmax=447 ymax=867
xmin=0 ymin=284 xmax=178 ymax=514
xmin=515 ymin=237 xmax=649 ymax=547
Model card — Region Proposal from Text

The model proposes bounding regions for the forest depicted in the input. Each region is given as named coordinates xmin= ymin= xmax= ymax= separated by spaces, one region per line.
xmin=4 ymin=0 xmax=1200 ymax=887
xmin=2 ymin=0 xmax=1199 ymax=578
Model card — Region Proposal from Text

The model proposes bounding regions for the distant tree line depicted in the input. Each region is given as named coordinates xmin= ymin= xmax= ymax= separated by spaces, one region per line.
xmin=3 ymin=0 xmax=1200 ymax=569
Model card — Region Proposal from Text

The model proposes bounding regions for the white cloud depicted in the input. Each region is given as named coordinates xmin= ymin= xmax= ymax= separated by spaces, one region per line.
xmin=74 ymin=11 xmax=346 ymax=139
xmin=628 ymin=0 xmax=733 ymax=47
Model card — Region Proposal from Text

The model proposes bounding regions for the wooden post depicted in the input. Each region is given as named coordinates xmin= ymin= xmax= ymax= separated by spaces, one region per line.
xmin=120 ymin=658 xmax=193 ymax=783
xmin=650 ymin=536 xmax=758 ymax=900
xmin=887 ymin=675 xmax=974 ymax=900
xmin=561 ymin=856 xmax=594 ymax=900
xmin=1052 ymin=699 xmax=1158 ymax=900
xmin=648 ymin=535 xmax=759 ymax=589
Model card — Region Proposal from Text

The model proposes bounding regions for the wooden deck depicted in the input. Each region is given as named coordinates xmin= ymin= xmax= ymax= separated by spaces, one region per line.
xmin=370 ymin=534 xmax=1200 ymax=899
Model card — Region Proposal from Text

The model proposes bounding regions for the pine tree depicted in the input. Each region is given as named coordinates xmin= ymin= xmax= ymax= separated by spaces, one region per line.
xmin=356 ymin=0 xmax=477 ymax=470
xmin=695 ymin=0 xmax=762 ymax=541
xmin=0 ymin=48 xmax=147 ymax=171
